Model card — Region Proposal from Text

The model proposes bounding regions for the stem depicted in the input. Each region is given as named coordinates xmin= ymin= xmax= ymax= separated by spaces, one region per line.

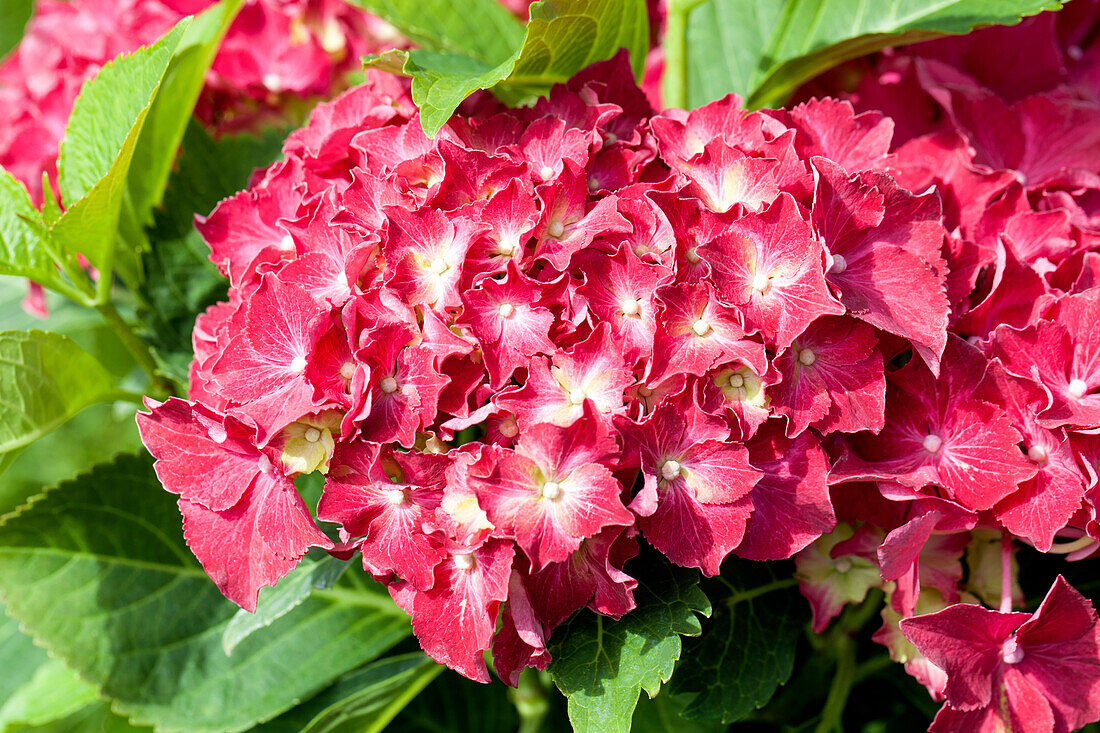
xmin=662 ymin=2 xmax=689 ymax=110
xmin=95 ymin=299 xmax=171 ymax=399
xmin=815 ymin=633 xmax=855 ymax=733
xmin=852 ymin=654 xmax=893 ymax=686
xmin=513 ymin=668 xmax=551 ymax=733
xmin=1048 ymin=535 xmax=1097 ymax=555
xmin=725 ymin=577 xmax=800 ymax=607
xmin=1000 ymin=533 xmax=1014 ymax=613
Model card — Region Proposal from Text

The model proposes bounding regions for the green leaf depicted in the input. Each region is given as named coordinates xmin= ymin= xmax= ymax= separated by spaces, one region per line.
xmin=389 ymin=669 xmax=521 ymax=733
xmin=670 ymin=560 xmax=808 ymax=723
xmin=352 ymin=0 xmax=524 ymax=61
xmin=138 ymin=121 xmax=288 ymax=385
xmin=0 ymin=277 xmax=141 ymax=509
xmin=0 ymin=329 xmax=124 ymax=456
xmin=125 ymin=1 xmax=245 ymax=233
xmin=0 ymin=169 xmax=67 ymax=294
xmin=667 ymin=0 xmax=1065 ymax=110
xmin=365 ymin=0 xmax=649 ymax=135
xmin=256 ymin=654 xmax=442 ymax=733
xmin=50 ymin=20 xmax=189 ymax=289
xmin=0 ymin=0 xmax=33 ymax=61
xmin=548 ymin=561 xmax=711 ymax=733
xmin=630 ymin=691 xmax=727 ymax=733
xmin=222 ymin=555 xmax=348 ymax=654
xmin=0 ymin=454 xmax=413 ymax=733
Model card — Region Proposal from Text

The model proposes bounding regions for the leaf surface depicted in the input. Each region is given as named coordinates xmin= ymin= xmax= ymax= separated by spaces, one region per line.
xmin=222 ymin=555 xmax=348 ymax=654
xmin=671 ymin=0 xmax=1065 ymax=109
xmin=0 ymin=0 xmax=32 ymax=60
xmin=548 ymin=561 xmax=711 ymax=733
xmin=0 ymin=170 xmax=63 ymax=292
xmin=670 ymin=560 xmax=808 ymax=722
xmin=257 ymin=654 xmax=441 ymax=733
xmin=51 ymin=20 xmax=189 ymax=285
xmin=0 ymin=329 xmax=122 ymax=456
xmin=362 ymin=0 xmax=649 ymax=135
xmin=0 ymin=455 xmax=412 ymax=733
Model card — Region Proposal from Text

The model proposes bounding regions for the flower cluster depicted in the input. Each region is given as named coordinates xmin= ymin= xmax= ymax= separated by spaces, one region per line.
xmin=136 ymin=17 xmax=1100 ymax=727
xmin=0 ymin=0 xmax=390 ymax=209
xmin=790 ymin=7 xmax=1100 ymax=731
xmin=135 ymin=50 xmax=925 ymax=686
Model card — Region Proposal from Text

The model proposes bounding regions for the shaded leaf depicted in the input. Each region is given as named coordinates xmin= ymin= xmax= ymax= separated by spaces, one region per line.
xmin=390 ymin=668 xmax=521 ymax=733
xmin=672 ymin=0 xmax=1065 ymax=109
xmin=126 ymin=0 xmax=245 ymax=233
xmin=256 ymin=654 xmax=441 ymax=733
xmin=0 ymin=454 xmax=412 ymax=733
xmin=364 ymin=0 xmax=649 ymax=135
xmin=630 ymin=691 xmax=727 ymax=733
xmin=548 ymin=561 xmax=711 ymax=733
xmin=671 ymin=560 xmax=808 ymax=722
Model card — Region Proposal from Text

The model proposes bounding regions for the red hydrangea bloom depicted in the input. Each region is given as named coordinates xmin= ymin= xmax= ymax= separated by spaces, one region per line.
xmin=467 ymin=408 xmax=633 ymax=570
xmin=137 ymin=42 xmax=1088 ymax=689
xmin=832 ymin=337 xmax=1037 ymax=512
xmin=135 ymin=397 xmax=332 ymax=611
xmin=901 ymin=577 xmax=1100 ymax=733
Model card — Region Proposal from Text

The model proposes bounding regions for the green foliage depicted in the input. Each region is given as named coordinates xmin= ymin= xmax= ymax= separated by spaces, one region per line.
xmin=139 ymin=121 xmax=288 ymax=385
xmin=548 ymin=561 xmax=711 ymax=733
xmin=361 ymin=0 xmax=649 ymax=135
xmin=630 ymin=692 xmax=727 ymax=733
xmin=0 ymin=619 xmax=100 ymax=731
xmin=671 ymin=560 xmax=808 ymax=722
xmin=0 ymin=329 xmax=125 ymax=458
xmin=49 ymin=1 xmax=245 ymax=298
xmin=353 ymin=0 xmax=525 ymax=60
xmin=0 ymin=170 xmax=66 ymax=295
xmin=51 ymin=21 xmax=189 ymax=286
xmin=0 ymin=455 xmax=412 ymax=733
xmin=222 ymin=555 xmax=348 ymax=654
xmin=0 ymin=0 xmax=33 ymax=60
xmin=664 ymin=0 xmax=1065 ymax=109
xmin=257 ymin=654 xmax=442 ymax=733
xmin=391 ymin=668 xmax=521 ymax=733
xmin=125 ymin=1 xmax=245 ymax=236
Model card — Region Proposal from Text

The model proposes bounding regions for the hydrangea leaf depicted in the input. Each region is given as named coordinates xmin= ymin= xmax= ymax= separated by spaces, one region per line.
xmin=0 ymin=0 xmax=32 ymax=60
xmin=0 ymin=613 xmax=103 ymax=730
xmin=390 ymin=668 xmax=522 ymax=733
xmin=363 ymin=0 xmax=650 ymax=135
xmin=51 ymin=20 xmax=189 ymax=290
xmin=256 ymin=654 xmax=442 ymax=733
xmin=548 ymin=561 xmax=712 ymax=733
xmin=52 ymin=2 xmax=244 ymax=297
xmin=124 ymin=1 xmax=245 ymax=235
xmin=221 ymin=555 xmax=348 ymax=654
xmin=0 ymin=169 xmax=66 ymax=294
xmin=352 ymin=0 xmax=525 ymax=62
xmin=671 ymin=560 xmax=808 ymax=722
xmin=667 ymin=0 xmax=1066 ymax=110
xmin=0 ymin=330 xmax=125 ymax=458
xmin=0 ymin=455 xmax=412 ymax=733
xmin=631 ymin=692 xmax=728 ymax=733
